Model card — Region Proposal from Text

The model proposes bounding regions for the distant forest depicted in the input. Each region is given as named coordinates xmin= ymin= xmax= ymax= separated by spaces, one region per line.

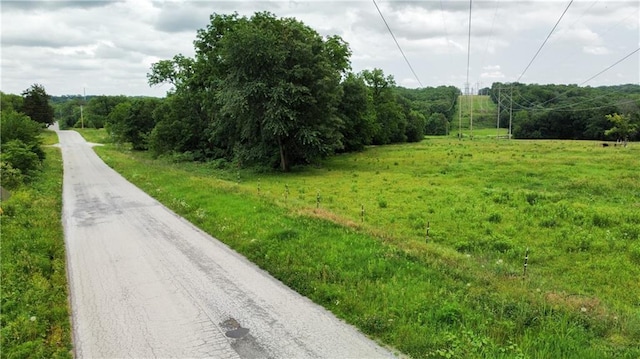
xmin=487 ymin=83 xmax=640 ymax=141
xmin=49 ymin=81 xmax=639 ymax=171
xmin=51 ymin=81 xmax=459 ymax=168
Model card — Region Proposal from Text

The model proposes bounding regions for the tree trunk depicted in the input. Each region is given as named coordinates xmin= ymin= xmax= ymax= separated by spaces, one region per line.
xmin=278 ymin=136 xmax=289 ymax=172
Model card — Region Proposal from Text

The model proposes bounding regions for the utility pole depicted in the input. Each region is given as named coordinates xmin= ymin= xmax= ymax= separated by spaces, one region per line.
xmin=82 ymin=87 xmax=86 ymax=129
xmin=496 ymin=86 xmax=501 ymax=139
xmin=458 ymin=91 xmax=462 ymax=140
xmin=469 ymin=87 xmax=473 ymax=140
xmin=509 ymin=85 xmax=513 ymax=139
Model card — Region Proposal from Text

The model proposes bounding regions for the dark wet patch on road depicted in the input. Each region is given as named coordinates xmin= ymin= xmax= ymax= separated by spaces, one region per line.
xmin=221 ymin=318 xmax=250 ymax=339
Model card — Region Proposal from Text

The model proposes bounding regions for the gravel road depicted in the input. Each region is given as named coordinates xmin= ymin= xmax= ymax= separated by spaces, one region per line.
xmin=56 ymin=127 xmax=397 ymax=358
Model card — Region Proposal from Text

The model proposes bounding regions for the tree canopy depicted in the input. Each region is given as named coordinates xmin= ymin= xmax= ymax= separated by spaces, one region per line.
xmin=21 ymin=84 xmax=54 ymax=127
xmin=149 ymin=12 xmax=351 ymax=171
xmin=144 ymin=9 xmax=461 ymax=170
xmin=106 ymin=97 xmax=161 ymax=150
xmin=605 ymin=113 xmax=638 ymax=146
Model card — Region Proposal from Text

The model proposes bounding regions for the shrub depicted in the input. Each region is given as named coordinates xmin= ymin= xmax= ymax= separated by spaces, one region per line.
xmin=629 ymin=244 xmax=640 ymax=265
xmin=436 ymin=303 xmax=463 ymax=325
xmin=455 ymin=241 xmax=475 ymax=253
xmin=621 ymin=224 xmax=640 ymax=241
xmin=0 ymin=110 xmax=44 ymax=160
xmin=0 ymin=161 xmax=24 ymax=189
xmin=0 ymin=140 xmax=41 ymax=182
xmin=488 ymin=213 xmax=502 ymax=223
xmin=378 ymin=198 xmax=388 ymax=208
xmin=592 ymin=213 xmax=613 ymax=228
xmin=524 ymin=191 xmax=541 ymax=205
xmin=492 ymin=239 xmax=513 ymax=253
xmin=493 ymin=191 xmax=512 ymax=204
xmin=540 ymin=216 xmax=559 ymax=228
xmin=0 ymin=109 xmax=45 ymax=188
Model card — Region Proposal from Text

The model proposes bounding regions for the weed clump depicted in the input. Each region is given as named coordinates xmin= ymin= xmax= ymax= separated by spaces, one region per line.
xmin=378 ymin=198 xmax=388 ymax=209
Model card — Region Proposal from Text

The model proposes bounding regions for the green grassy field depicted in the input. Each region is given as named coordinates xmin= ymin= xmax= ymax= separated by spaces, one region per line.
xmin=1 ymin=130 xmax=72 ymax=358
xmin=79 ymin=128 xmax=640 ymax=358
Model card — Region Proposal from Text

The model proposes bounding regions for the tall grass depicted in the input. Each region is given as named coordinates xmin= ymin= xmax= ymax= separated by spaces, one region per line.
xmin=91 ymin=137 xmax=639 ymax=357
xmin=1 ymin=131 xmax=72 ymax=358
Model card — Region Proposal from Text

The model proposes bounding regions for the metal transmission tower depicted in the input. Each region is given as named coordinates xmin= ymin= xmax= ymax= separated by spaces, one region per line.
xmin=464 ymin=0 xmax=473 ymax=140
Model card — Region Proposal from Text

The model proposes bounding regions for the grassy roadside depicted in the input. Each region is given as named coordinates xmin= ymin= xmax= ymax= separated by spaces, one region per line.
xmin=79 ymin=127 xmax=640 ymax=358
xmin=1 ymin=130 xmax=72 ymax=358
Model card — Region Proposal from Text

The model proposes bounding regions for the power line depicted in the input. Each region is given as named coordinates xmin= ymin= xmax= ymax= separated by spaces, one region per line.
xmin=580 ymin=47 xmax=640 ymax=86
xmin=544 ymin=100 xmax=636 ymax=112
xmin=517 ymin=0 xmax=574 ymax=82
xmin=439 ymin=0 xmax=453 ymax=59
xmin=523 ymin=47 xmax=640 ymax=108
xmin=465 ymin=0 xmax=472 ymax=94
xmin=372 ymin=0 xmax=423 ymax=88
xmin=564 ymin=0 xmax=599 ymax=30
xmin=501 ymin=88 xmax=636 ymax=113
xmin=508 ymin=96 xmax=635 ymax=113
xmin=466 ymin=0 xmax=473 ymax=138
xmin=475 ymin=0 xmax=500 ymax=86
xmin=534 ymin=9 xmax=637 ymax=77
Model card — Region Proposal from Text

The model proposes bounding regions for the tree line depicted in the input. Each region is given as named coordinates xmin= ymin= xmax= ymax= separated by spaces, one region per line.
xmin=9 ymin=12 xmax=636 ymax=178
xmin=487 ymin=82 xmax=640 ymax=141
xmin=53 ymin=12 xmax=459 ymax=171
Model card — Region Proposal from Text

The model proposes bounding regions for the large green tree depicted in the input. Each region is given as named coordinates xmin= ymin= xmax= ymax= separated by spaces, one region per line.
xmin=106 ymin=98 xmax=161 ymax=150
xmin=605 ymin=113 xmax=638 ymax=146
xmin=361 ymin=69 xmax=406 ymax=144
xmin=337 ymin=73 xmax=376 ymax=152
xmin=424 ymin=112 xmax=447 ymax=136
xmin=148 ymin=53 xmax=212 ymax=160
xmin=86 ymin=95 xmax=129 ymax=128
xmin=149 ymin=12 xmax=351 ymax=171
xmin=21 ymin=84 xmax=54 ymax=127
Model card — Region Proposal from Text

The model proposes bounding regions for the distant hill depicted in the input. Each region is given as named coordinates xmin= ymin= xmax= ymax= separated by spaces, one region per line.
xmin=457 ymin=95 xmax=498 ymax=130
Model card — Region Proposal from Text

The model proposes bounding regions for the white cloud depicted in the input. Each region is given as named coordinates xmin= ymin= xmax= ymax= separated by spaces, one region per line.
xmin=483 ymin=65 xmax=501 ymax=71
xmin=399 ymin=77 xmax=420 ymax=88
xmin=552 ymin=26 xmax=601 ymax=44
xmin=1 ymin=0 xmax=638 ymax=96
xmin=583 ymin=46 xmax=611 ymax=55
xmin=480 ymin=71 xmax=505 ymax=80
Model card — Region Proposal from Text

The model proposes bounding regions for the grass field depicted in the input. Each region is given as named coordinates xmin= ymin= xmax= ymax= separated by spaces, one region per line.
xmin=78 ymin=128 xmax=640 ymax=358
xmin=0 ymin=130 xmax=72 ymax=358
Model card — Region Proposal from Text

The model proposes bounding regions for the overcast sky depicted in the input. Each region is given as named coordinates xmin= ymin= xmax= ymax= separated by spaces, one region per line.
xmin=1 ymin=0 xmax=638 ymax=97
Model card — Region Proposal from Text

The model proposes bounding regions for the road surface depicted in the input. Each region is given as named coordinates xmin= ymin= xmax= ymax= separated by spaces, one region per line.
xmin=56 ymin=127 xmax=397 ymax=358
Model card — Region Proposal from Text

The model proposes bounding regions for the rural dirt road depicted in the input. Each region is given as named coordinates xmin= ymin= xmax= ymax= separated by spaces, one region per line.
xmin=56 ymin=127 xmax=396 ymax=358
